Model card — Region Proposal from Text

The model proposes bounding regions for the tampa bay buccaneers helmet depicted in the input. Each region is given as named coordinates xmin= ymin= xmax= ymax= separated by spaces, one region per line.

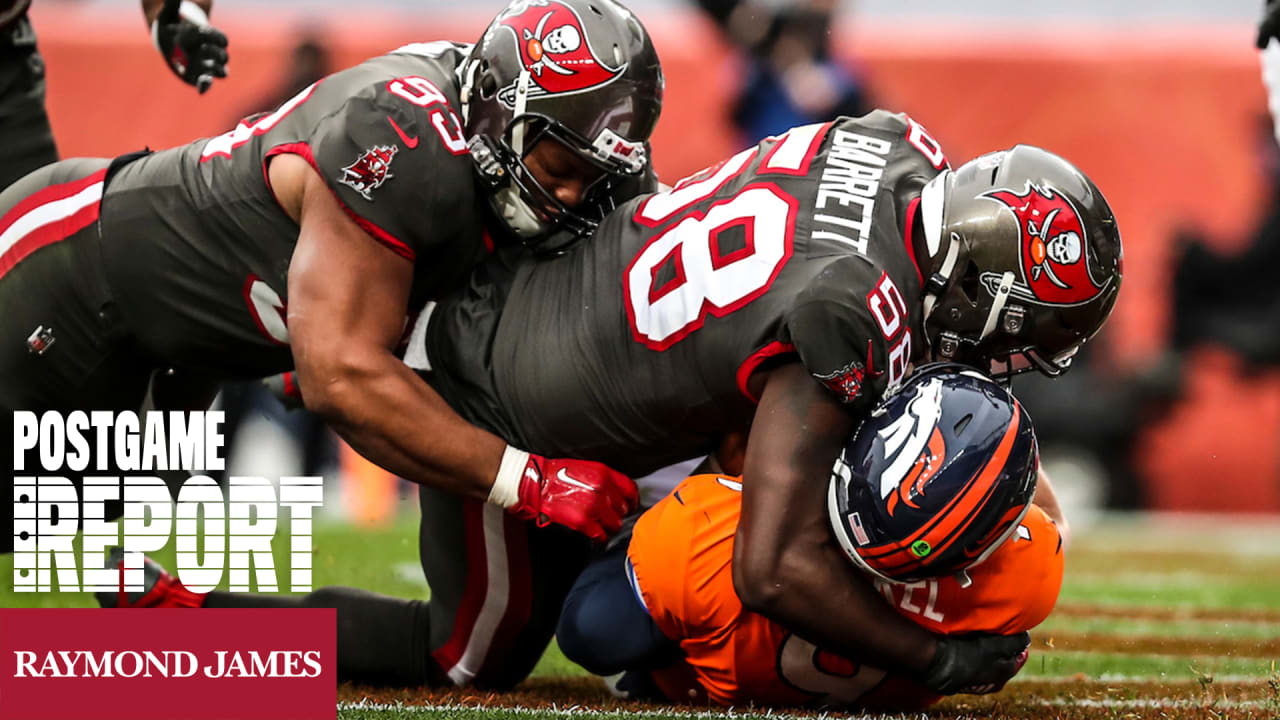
xmin=461 ymin=0 xmax=664 ymax=251
xmin=828 ymin=363 xmax=1039 ymax=584
xmin=916 ymin=145 xmax=1123 ymax=378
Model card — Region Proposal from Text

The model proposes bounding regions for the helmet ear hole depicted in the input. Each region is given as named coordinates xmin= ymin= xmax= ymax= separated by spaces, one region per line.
xmin=958 ymin=258 xmax=983 ymax=305
xmin=479 ymin=72 xmax=498 ymax=100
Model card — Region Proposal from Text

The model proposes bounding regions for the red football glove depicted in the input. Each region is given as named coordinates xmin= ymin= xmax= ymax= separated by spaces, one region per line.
xmin=491 ymin=446 xmax=638 ymax=542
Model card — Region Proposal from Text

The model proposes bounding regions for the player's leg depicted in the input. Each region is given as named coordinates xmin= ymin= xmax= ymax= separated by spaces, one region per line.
xmin=0 ymin=17 xmax=59 ymax=191
xmin=1 ymin=158 xmax=157 ymax=552
xmin=111 ymin=484 xmax=590 ymax=690
xmin=556 ymin=537 xmax=680 ymax=676
xmin=92 ymin=543 xmax=438 ymax=685
xmin=206 ymin=586 xmax=437 ymax=685
xmin=420 ymin=484 xmax=592 ymax=691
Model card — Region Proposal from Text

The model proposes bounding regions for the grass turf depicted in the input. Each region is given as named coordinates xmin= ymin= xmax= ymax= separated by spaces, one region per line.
xmin=7 ymin=512 xmax=1280 ymax=720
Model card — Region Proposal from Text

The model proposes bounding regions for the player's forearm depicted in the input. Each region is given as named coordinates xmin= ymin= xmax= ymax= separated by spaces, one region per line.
xmin=298 ymin=348 xmax=504 ymax=500
xmin=736 ymin=362 xmax=939 ymax=674
xmin=737 ymin=532 xmax=939 ymax=674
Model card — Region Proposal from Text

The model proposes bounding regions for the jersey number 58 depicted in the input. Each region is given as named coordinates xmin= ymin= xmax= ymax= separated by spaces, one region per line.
xmin=624 ymin=183 xmax=799 ymax=350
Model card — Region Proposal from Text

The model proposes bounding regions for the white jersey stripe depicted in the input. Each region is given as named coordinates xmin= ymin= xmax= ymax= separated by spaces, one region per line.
xmin=762 ymin=122 xmax=827 ymax=172
xmin=445 ymin=504 xmax=511 ymax=685
xmin=0 ymin=181 xmax=104 ymax=260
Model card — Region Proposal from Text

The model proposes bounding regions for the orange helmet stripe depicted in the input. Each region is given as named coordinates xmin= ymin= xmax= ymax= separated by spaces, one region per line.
xmin=861 ymin=401 xmax=1024 ymax=575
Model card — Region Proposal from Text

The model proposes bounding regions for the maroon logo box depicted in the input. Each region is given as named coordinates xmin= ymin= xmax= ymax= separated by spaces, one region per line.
xmin=0 ymin=608 xmax=335 ymax=720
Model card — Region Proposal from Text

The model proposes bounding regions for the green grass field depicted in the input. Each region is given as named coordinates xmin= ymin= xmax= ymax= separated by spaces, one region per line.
xmin=6 ymin=512 xmax=1280 ymax=719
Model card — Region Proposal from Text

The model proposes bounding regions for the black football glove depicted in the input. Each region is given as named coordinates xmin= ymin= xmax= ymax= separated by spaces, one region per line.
xmin=152 ymin=0 xmax=228 ymax=93
xmin=1258 ymin=0 xmax=1280 ymax=48
xmin=921 ymin=631 xmax=1031 ymax=696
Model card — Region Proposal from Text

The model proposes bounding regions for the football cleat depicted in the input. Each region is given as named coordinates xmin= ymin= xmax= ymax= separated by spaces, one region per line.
xmin=95 ymin=546 xmax=206 ymax=609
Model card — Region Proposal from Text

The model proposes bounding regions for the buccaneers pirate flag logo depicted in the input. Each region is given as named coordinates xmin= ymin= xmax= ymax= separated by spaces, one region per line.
xmin=495 ymin=0 xmax=625 ymax=106
xmin=338 ymin=145 xmax=398 ymax=201
xmin=982 ymin=181 xmax=1112 ymax=307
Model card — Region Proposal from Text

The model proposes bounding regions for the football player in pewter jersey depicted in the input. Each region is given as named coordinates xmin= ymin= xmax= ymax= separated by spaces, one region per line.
xmin=107 ymin=113 xmax=1118 ymax=694
xmin=1 ymin=0 xmax=664 ymax=547
xmin=412 ymin=113 xmax=1118 ymax=694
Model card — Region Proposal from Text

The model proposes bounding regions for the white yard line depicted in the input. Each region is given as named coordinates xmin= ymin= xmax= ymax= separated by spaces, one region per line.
xmin=1066 ymin=570 xmax=1276 ymax=585
xmin=1034 ymin=698 xmax=1267 ymax=710
xmin=1012 ymin=673 xmax=1273 ymax=684
xmin=337 ymin=700 xmax=928 ymax=720
xmin=338 ymin=693 xmax=1276 ymax=718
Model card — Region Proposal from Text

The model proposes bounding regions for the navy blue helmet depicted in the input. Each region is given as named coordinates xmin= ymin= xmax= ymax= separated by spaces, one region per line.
xmin=827 ymin=363 xmax=1039 ymax=583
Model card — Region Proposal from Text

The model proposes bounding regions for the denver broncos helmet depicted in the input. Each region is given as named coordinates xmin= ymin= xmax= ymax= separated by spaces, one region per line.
xmin=827 ymin=363 xmax=1039 ymax=583
xmin=461 ymin=0 xmax=663 ymax=250
xmin=917 ymin=146 xmax=1122 ymax=378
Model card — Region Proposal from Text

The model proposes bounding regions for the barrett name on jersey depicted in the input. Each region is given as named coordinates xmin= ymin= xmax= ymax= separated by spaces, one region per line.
xmin=100 ymin=42 xmax=483 ymax=378
xmin=425 ymin=110 xmax=948 ymax=477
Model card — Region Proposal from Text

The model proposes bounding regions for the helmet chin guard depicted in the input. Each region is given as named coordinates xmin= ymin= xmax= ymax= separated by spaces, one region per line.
xmin=491 ymin=181 xmax=547 ymax=239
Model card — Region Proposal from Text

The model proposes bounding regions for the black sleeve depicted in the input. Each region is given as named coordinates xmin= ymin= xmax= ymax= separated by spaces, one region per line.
xmin=308 ymin=92 xmax=468 ymax=261
xmin=778 ymin=256 xmax=897 ymax=413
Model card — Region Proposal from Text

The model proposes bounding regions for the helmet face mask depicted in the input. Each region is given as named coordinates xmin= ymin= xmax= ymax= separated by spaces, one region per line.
xmin=472 ymin=113 xmax=641 ymax=251
xmin=462 ymin=0 xmax=663 ymax=252
xmin=918 ymin=146 xmax=1123 ymax=380
xmin=827 ymin=364 xmax=1040 ymax=584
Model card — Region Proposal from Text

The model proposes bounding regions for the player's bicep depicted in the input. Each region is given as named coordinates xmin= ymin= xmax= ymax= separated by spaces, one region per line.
xmin=287 ymin=161 xmax=412 ymax=360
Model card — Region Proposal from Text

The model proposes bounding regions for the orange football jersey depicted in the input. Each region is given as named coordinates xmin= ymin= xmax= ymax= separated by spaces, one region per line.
xmin=627 ymin=473 xmax=1064 ymax=709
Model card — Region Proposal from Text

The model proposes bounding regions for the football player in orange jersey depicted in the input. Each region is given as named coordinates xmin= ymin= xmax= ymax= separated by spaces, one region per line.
xmin=557 ymin=364 xmax=1065 ymax=710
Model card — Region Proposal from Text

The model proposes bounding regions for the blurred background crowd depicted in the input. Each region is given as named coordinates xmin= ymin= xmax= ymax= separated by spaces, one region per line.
xmin=15 ymin=0 xmax=1280 ymax=522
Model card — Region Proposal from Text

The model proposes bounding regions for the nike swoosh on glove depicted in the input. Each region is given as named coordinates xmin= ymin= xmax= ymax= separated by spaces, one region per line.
xmin=502 ymin=450 xmax=639 ymax=542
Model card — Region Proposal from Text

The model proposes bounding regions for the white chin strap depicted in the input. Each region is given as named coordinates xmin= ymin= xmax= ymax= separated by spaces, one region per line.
xmin=979 ymin=271 xmax=1016 ymax=341
xmin=458 ymin=60 xmax=478 ymax=125
xmin=921 ymin=235 xmax=959 ymax=323
xmin=510 ymin=70 xmax=532 ymax=154
xmin=494 ymin=69 xmax=546 ymax=239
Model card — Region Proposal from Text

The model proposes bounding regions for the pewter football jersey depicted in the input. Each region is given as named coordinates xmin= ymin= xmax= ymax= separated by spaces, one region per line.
xmin=97 ymin=43 xmax=485 ymax=378
xmin=427 ymin=111 xmax=947 ymax=477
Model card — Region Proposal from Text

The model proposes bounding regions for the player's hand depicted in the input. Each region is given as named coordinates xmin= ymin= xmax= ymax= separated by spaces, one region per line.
xmin=1259 ymin=0 xmax=1280 ymax=48
xmin=152 ymin=0 xmax=229 ymax=93
xmin=921 ymin=632 xmax=1031 ymax=695
xmin=503 ymin=450 xmax=639 ymax=541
